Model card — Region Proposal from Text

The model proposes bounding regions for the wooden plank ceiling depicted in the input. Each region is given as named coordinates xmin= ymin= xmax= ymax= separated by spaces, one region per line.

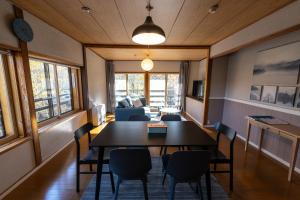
xmin=10 ymin=0 xmax=294 ymax=60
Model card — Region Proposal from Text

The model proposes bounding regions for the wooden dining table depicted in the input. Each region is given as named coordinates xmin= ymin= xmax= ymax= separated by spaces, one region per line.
xmin=90 ymin=121 xmax=217 ymax=200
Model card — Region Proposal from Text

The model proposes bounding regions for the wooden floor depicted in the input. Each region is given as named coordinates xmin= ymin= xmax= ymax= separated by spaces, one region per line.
xmin=3 ymin=119 xmax=300 ymax=200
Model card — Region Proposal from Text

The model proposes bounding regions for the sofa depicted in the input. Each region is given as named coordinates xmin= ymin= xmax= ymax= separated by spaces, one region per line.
xmin=115 ymin=106 xmax=151 ymax=121
xmin=115 ymin=96 xmax=151 ymax=121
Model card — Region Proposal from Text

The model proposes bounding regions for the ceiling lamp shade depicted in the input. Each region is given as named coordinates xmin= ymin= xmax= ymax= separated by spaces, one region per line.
xmin=141 ymin=58 xmax=154 ymax=71
xmin=132 ymin=16 xmax=166 ymax=45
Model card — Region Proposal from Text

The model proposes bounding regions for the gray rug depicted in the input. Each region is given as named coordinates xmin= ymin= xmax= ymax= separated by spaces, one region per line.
xmin=81 ymin=157 xmax=230 ymax=200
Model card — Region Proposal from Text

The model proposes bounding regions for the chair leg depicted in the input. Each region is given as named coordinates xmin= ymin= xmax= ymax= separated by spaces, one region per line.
xmin=162 ymin=172 xmax=167 ymax=185
xmin=214 ymin=163 xmax=217 ymax=171
xmin=160 ymin=147 xmax=163 ymax=156
xmin=76 ymin=163 xmax=80 ymax=192
xmin=168 ymin=177 xmax=176 ymax=200
xmin=164 ymin=147 xmax=168 ymax=155
xmin=109 ymin=171 xmax=115 ymax=193
xmin=142 ymin=177 xmax=149 ymax=200
xmin=89 ymin=164 xmax=93 ymax=172
xmin=114 ymin=177 xmax=121 ymax=200
xmin=230 ymin=161 xmax=233 ymax=191
xmin=205 ymin=171 xmax=212 ymax=200
xmin=197 ymin=180 xmax=204 ymax=200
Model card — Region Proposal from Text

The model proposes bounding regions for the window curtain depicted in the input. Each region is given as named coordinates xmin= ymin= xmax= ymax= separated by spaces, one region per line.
xmin=179 ymin=61 xmax=190 ymax=112
xmin=105 ymin=60 xmax=116 ymax=113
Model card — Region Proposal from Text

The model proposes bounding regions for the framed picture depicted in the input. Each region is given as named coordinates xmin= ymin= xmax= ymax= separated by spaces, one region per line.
xmin=295 ymin=88 xmax=300 ymax=108
xmin=261 ymin=86 xmax=277 ymax=104
xmin=253 ymin=42 xmax=300 ymax=85
xmin=250 ymin=85 xmax=262 ymax=101
xmin=276 ymin=86 xmax=297 ymax=107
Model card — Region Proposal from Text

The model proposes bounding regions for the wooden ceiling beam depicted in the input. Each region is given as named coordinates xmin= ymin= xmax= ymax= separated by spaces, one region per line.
xmin=83 ymin=44 xmax=210 ymax=50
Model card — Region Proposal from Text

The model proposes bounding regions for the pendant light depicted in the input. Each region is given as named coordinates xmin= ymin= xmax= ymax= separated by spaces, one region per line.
xmin=141 ymin=56 xmax=154 ymax=71
xmin=132 ymin=1 xmax=166 ymax=45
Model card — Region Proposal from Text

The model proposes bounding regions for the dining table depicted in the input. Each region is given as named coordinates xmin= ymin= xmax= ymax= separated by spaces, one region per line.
xmin=90 ymin=121 xmax=217 ymax=200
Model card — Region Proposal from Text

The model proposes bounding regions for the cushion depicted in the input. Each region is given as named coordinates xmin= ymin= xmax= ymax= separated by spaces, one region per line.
xmin=125 ymin=96 xmax=133 ymax=107
xmin=132 ymin=99 xmax=143 ymax=108
xmin=139 ymin=97 xmax=147 ymax=106
xmin=118 ymin=99 xmax=130 ymax=108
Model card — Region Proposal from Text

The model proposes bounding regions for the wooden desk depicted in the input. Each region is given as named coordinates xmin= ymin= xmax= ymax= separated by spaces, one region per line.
xmin=90 ymin=121 xmax=216 ymax=200
xmin=244 ymin=116 xmax=300 ymax=182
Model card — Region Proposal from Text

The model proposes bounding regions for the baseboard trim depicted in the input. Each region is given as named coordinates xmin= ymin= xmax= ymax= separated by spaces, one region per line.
xmin=0 ymin=139 xmax=75 ymax=200
xmin=236 ymin=134 xmax=300 ymax=174
xmin=184 ymin=112 xmax=203 ymax=127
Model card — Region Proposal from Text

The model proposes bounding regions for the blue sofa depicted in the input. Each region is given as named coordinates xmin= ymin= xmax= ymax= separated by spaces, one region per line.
xmin=115 ymin=107 xmax=151 ymax=121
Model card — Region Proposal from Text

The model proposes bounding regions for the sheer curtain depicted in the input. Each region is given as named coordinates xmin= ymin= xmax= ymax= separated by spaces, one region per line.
xmin=179 ymin=61 xmax=190 ymax=112
xmin=105 ymin=60 xmax=116 ymax=113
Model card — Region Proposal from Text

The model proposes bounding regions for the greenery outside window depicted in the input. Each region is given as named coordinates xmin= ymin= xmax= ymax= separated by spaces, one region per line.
xmin=30 ymin=59 xmax=77 ymax=123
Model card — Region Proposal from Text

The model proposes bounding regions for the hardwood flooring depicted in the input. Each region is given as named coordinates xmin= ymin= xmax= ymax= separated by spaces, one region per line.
xmin=3 ymin=118 xmax=300 ymax=200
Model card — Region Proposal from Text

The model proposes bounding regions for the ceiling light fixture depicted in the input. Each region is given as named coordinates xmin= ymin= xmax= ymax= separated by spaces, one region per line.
xmin=132 ymin=1 xmax=166 ymax=45
xmin=81 ymin=6 xmax=91 ymax=14
xmin=208 ymin=4 xmax=219 ymax=14
xmin=141 ymin=56 xmax=154 ymax=71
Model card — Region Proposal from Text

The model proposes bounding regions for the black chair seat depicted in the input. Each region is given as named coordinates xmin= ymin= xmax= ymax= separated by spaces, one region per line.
xmin=80 ymin=148 xmax=111 ymax=164
xmin=210 ymin=150 xmax=230 ymax=163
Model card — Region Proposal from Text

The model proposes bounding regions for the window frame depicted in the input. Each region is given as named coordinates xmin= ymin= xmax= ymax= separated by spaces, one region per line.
xmin=29 ymin=57 xmax=81 ymax=126
xmin=0 ymin=52 xmax=23 ymax=146
xmin=114 ymin=72 xmax=180 ymax=108
xmin=115 ymin=72 xmax=146 ymax=100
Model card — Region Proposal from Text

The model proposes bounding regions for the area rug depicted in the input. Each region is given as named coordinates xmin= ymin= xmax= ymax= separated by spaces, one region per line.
xmin=81 ymin=157 xmax=230 ymax=200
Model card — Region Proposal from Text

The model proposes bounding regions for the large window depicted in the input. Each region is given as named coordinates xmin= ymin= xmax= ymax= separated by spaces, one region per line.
xmin=115 ymin=73 xmax=145 ymax=102
xmin=149 ymin=73 xmax=180 ymax=107
xmin=30 ymin=59 xmax=75 ymax=123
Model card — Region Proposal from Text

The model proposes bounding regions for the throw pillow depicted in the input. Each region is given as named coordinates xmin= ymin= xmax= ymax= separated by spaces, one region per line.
xmin=132 ymin=99 xmax=143 ymax=108
xmin=139 ymin=97 xmax=147 ymax=106
xmin=125 ymin=96 xmax=133 ymax=107
xmin=119 ymin=99 xmax=130 ymax=108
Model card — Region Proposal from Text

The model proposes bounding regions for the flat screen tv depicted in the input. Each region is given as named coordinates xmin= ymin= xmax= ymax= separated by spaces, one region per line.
xmin=192 ymin=80 xmax=204 ymax=98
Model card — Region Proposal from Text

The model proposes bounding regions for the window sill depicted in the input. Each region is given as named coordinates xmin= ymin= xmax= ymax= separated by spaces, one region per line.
xmin=38 ymin=110 xmax=86 ymax=133
xmin=0 ymin=137 xmax=32 ymax=155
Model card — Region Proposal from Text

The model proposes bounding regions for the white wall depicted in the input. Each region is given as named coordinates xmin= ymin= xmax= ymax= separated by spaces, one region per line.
xmin=0 ymin=1 xmax=18 ymax=48
xmin=114 ymin=60 xmax=180 ymax=73
xmin=0 ymin=140 xmax=35 ymax=194
xmin=186 ymin=97 xmax=204 ymax=125
xmin=187 ymin=61 xmax=204 ymax=96
xmin=86 ymin=49 xmax=107 ymax=107
xmin=211 ymin=0 xmax=300 ymax=58
xmin=226 ymin=29 xmax=300 ymax=101
xmin=24 ymin=11 xmax=83 ymax=66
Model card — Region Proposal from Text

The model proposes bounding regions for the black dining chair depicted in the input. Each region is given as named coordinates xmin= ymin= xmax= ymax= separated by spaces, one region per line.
xmin=109 ymin=149 xmax=152 ymax=200
xmin=210 ymin=122 xmax=236 ymax=191
xmin=162 ymin=151 xmax=211 ymax=200
xmin=160 ymin=114 xmax=182 ymax=155
xmin=128 ymin=115 xmax=150 ymax=121
xmin=74 ymin=123 xmax=115 ymax=193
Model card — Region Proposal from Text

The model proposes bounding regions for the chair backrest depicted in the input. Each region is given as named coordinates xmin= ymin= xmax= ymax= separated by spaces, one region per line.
xmin=74 ymin=123 xmax=94 ymax=161
xmin=128 ymin=115 xmax=150 ymax=121
xmin=161 ymin=114 xmax=181 ymax=121
xmin=214 ymin=122 xmax=236 ymax=159
xmin=166 ymin=151 xmax=210 ymax=182
xmin=109 ymin=149 xmax=152 ymax=179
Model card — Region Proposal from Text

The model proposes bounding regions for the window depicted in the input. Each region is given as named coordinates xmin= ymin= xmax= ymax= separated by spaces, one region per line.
xmin=30 ymin=59 xmax=77 ymax=123
xmin=115 ymin=73 xmax=145 ymax=102
xmin=149 ymin=73 xmax=179 ymax=107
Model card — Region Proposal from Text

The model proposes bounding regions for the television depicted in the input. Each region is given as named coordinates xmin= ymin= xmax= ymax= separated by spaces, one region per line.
xmin=192 ymin=80 xmax=204 ymax=98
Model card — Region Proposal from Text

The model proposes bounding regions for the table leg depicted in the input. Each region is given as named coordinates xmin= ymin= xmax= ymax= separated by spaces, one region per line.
xmin=245 ymin=120 xmax=251 ymax=152
xmin=95 ymin=147 xmax=104 ymax=200
xmin=288 ymin=138 xmax=299 ymax=182
xmin=258 ymin=129 xmax=265 ymax=151
xmin=205 ymin=170 xmax=211 ymax=200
